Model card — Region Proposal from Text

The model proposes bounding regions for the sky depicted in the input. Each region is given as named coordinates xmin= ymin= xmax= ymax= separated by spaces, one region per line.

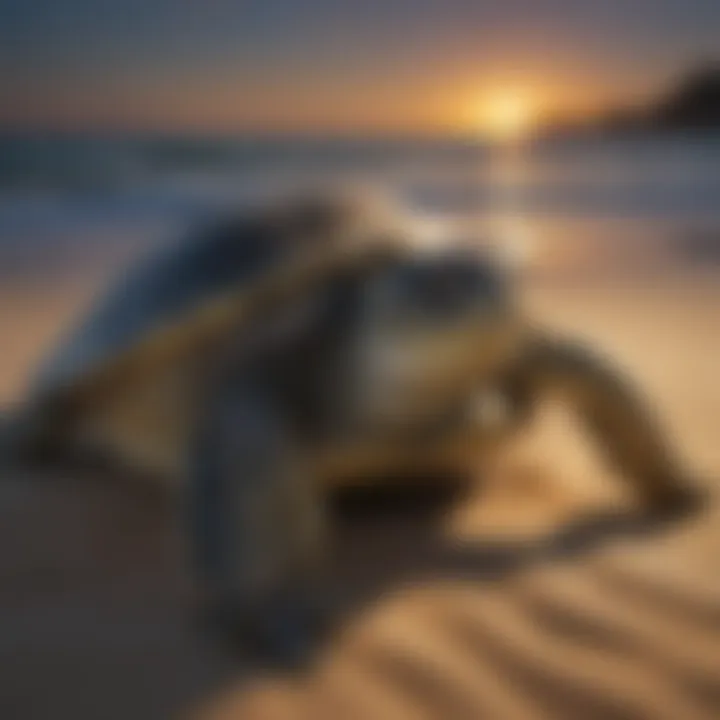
xmin=0 ymin=0 xmax=718 ymax=135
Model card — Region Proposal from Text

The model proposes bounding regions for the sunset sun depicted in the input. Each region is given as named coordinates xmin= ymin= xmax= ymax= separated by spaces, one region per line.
xmin=476 ymin=91 xmax=537 ymax=143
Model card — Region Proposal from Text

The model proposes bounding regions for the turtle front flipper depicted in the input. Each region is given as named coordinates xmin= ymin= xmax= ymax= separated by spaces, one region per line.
xmin=189 ymin=382 xmax=328 ymax=667
xmin=516 ymin=334 xmax=705 ymax=517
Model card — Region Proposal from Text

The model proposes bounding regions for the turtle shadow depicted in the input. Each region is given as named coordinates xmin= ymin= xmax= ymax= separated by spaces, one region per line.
xmin=214 ymin=475 xmax=702 ymax=674
xmin=321 ymin=477 xmax=694 ymax=631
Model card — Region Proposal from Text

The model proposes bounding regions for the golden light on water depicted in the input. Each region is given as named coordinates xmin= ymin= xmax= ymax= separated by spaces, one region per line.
xmin=476 ymin=91 xmax=537 ymax=143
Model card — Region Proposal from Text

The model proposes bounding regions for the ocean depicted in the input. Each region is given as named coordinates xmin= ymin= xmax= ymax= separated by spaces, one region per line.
xmin=1 ymin=131 xmax=719 ymax=287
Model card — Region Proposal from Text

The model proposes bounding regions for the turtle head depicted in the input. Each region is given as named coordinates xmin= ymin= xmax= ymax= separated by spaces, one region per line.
xmin=357 ymin=249 xmax=524 ymax=390
xmin=364 ymin=249 xmax=514 ymax=330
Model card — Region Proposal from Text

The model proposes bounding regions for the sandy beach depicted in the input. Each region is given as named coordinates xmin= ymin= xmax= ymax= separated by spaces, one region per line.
xmin=2 ymin=0 xmax=719 ymax=715
xmin=1 ymin=269 xmax=719 ymax=719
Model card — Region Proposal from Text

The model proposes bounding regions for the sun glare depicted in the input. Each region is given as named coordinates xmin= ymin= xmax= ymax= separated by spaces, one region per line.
xmin=477 ymin=91 xmax=536 ymax=143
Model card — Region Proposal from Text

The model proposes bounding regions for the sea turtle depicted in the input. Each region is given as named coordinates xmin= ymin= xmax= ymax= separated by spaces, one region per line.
xmin=6 ymin=194 xmax=700 ymax=663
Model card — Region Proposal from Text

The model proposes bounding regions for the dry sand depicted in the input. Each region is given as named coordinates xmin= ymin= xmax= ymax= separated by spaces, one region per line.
xmin=0 ymin=270 xmax=718 ymax=720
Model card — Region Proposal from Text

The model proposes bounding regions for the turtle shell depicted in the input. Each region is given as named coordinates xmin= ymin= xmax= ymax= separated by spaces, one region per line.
xmin=21 ymin=196 xmax=404 ymax=478
xmin=35 ymin=198 xmax=373 ymax=394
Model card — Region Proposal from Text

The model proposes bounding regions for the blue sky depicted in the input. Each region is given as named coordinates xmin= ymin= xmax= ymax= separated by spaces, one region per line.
xmin=1 ymin=0 xmax=718 ymax=133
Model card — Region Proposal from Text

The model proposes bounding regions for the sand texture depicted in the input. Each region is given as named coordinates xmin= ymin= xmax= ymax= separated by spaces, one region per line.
xmin=0 ymin=272 xmax=718 ymax=720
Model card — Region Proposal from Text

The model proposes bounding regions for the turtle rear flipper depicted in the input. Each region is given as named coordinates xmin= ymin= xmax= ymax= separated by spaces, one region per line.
xmin=0 ymin=404 xmax=68 ymax=472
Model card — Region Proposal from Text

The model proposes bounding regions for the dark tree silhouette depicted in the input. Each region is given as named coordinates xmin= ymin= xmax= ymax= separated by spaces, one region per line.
xmin=654 ymin=63 xmax=720 ymax=129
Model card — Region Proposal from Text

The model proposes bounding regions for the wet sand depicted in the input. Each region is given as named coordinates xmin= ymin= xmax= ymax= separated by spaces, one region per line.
xmin=1 ymin=270 xmax=719 ymax=719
